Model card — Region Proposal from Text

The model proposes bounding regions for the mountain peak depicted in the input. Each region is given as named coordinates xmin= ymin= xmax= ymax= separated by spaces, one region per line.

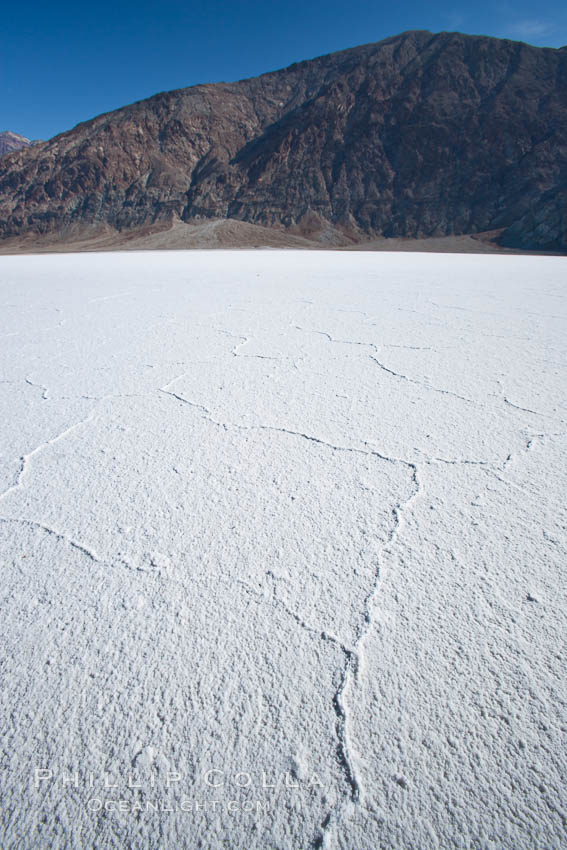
xmin=0 ymin=131 xmax=34 ymax=156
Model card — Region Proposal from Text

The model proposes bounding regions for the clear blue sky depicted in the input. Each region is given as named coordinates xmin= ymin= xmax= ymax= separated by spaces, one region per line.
xmin=2 ymin=0 xmax=566 ymax=141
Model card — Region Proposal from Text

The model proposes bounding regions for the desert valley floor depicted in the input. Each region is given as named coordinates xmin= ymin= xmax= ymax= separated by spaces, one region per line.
xmin=0 ymin=250 xmax=565 ymax=849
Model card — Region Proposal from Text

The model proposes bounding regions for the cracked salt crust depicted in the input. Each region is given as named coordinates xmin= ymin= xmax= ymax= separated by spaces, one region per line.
xmin=0 ymin=250 xmax=565 ymax=849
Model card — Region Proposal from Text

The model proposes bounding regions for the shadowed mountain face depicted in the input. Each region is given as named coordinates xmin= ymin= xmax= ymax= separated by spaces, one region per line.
xmin=1 ymin=30 xmax=566 ymax=251
xmin=0 ymin=132 xmax=34 ymax=156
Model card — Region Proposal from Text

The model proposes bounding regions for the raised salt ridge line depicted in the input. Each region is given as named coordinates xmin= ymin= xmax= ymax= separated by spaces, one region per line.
xmin=159 ymin=376 xmax=420 ymax=826
xmin=0 ymin=410 xmax=99 ymax=503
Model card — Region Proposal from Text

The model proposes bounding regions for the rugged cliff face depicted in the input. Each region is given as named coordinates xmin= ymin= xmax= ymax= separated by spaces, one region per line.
xmin=0 ymin=132 xmax=34 ymax=156
xmin=1 ymin=30 xmax=566 ymax=251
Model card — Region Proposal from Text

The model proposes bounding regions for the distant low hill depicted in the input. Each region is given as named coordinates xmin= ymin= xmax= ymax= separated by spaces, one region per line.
xmin=0 ymin=31 xmax=566 ymax=252
xmin=0 ymin=131 xmax=36 ymax=156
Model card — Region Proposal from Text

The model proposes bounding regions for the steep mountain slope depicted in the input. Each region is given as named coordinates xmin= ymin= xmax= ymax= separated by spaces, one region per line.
xmin=1 ymin=30 xmax=566 ymax=251
xmin=0 ymin=132 xmax=34 ymax=156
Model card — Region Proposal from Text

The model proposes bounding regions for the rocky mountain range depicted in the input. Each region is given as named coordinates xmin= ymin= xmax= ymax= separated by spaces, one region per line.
xmin=0 ymin=131 xmax=35 ymax=156
xmin=0 ymin=30 xmax=566 ymax=252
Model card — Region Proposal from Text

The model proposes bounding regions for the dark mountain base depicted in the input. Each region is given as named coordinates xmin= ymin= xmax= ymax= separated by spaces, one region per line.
xmin=0 ymin=219 xmax=559 ymax=255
